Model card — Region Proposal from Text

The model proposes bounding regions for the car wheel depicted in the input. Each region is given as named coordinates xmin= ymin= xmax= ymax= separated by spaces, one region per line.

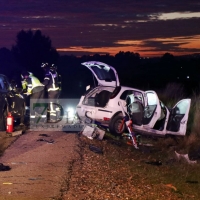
xmin=109 ymin=115 xmax=125 ymax=135
xmin=0 ymin=107 xmax=7 ymax=131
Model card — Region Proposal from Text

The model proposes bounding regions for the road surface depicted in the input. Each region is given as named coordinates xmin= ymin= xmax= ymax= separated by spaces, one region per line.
xmin=0 ymin=130 xmax=79 ymax=200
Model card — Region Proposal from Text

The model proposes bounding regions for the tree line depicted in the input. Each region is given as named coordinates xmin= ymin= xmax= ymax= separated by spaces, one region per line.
xmin=0 ymin=29 xmax=200 ymax=98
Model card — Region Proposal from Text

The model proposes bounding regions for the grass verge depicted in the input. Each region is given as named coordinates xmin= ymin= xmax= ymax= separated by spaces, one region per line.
xmin=62 ymin=132 xmax=200 ymax=200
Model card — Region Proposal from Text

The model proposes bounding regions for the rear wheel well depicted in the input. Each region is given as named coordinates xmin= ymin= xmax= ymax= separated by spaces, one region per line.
xmin=109 ymin=111 xmax=127 ymax=135
xmin=110 ymin=111 xmax=123 ymax=121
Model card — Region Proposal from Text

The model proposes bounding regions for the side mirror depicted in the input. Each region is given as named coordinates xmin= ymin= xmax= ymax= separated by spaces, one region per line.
xmin=86 ymin=85 xmax=90 ymax=91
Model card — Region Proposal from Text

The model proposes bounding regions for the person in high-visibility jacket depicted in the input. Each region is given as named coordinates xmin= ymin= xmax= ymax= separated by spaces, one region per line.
xmin=41 ymin=63 xmax=61 ymax=122
xmin=51 ymin=64 xmax=62 ymax=98
xmin=21 ymin=71 xmax=45 ymax=124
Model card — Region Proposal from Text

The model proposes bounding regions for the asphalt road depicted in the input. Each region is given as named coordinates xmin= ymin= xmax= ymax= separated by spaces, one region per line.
xmin=0 ymin=130 xmax=79 ymax=200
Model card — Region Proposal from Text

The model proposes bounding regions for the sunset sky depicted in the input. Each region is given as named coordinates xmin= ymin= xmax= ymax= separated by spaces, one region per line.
xmin=1 ymin=0 xmax=200 ymax=57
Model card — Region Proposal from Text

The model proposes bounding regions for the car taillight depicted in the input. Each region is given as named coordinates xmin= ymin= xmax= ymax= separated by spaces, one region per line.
xmin=110 ymin=86 xmax=121 ymax=99
xmin=103 ymin=117 xmax=110 ymax=121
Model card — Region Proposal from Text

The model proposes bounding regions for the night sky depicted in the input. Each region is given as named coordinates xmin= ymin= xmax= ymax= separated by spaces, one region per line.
xmin=1 ymin=0 xmax=200 ymax=57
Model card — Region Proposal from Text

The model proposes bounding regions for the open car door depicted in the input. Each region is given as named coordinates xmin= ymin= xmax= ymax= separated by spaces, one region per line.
xmin=166 ymin=99 xmax=191 ymax=136
xmin=81 ymin=61 xmax=120 ymax=87
xmin=143 ymin=91 xmax=161 ymax=128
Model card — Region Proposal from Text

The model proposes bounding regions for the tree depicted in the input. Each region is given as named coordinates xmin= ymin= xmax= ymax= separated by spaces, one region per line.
xmin=11 ymin=29 xmax=59 ymax=80
xmin=161 ymin=52 xmax=174 ymax=63
xmin=0 ymin=47 xmax=17 ymax=77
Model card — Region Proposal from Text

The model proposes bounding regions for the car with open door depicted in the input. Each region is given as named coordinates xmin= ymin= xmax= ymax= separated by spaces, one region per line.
xmin=0 ymin=74 xmax=25 ymax=131
xmin=124 ymin=92 xmax=191 ymax=137
xmin=76 ymin=61 xmax=191 ymax=137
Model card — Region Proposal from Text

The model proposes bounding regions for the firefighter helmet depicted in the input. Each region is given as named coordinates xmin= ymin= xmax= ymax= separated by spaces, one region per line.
xmin=41 ymin=62 xmax=49 ymax=68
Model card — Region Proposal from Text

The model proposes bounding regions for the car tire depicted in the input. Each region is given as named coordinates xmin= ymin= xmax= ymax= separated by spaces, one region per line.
xmin=109 ymin=115 xmax=125 ymax=135
xmin=0 ymin=107 xmax=7 ymax=131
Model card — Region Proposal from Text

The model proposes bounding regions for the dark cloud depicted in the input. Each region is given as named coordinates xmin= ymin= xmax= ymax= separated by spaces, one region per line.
xmin=0 ymin=0 xmax=200 ymax=56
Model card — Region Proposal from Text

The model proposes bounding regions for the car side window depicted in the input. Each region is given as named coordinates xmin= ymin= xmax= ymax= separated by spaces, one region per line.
xmin=120 ymin=90 xmax=130 ymax=100
xmin=175 ymin=100 xmax=190 ymax=114
xmin=120 ymin=90 xmax=144 ymax=105
xmin=146 ymin=93 xmax=157 ymax=105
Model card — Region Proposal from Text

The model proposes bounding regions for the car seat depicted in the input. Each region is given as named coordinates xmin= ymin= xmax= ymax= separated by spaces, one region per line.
xmin=126 ymin=94 xmax=143 ymax=125
xmin=95 ymin=90 xmax=111 ymax=107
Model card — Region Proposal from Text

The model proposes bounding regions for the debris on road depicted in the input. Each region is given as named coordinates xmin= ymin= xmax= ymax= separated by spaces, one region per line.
xmin=38 ymin=133 xmax=50 ymax=137
xmin=11 ymin=162 xmax=27 ymax=165
xmin=36 ymin=138 xmax=54 ymax=144
xmin=82 ymin=125 xmax=105 ymax=140
xmin=94 ymin=127 xmax=105 ymax=140
xmin=145 ymin=160 xmax=162 ymax=166
xmin=0 ymin=163 xmax=11 ymax=171
xmin=6 ymin=130 xmax=23 ymax=137
xmin=186 ymin=180 xmax=198 ymax=184
xmin=89 ymin=144 xmax=103 ymax=154
xmin=82 ymin=125 xmax=95 ymax=139
xmin=165 ymin=184 xmax=177 ymax=191
xmin=29 ymin=177 xmax=43 ymax=181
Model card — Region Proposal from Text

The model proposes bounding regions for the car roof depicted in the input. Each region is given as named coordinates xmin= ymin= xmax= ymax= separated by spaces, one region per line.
xmin=93 ymin=85 xmax=145 ymax=94
xmin=120 ymin=85 xmax=145 ymax=93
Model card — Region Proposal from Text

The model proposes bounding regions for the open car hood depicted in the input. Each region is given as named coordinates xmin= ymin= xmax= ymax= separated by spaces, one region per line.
xmin=81 ymin=61 xmax=120 ymax=87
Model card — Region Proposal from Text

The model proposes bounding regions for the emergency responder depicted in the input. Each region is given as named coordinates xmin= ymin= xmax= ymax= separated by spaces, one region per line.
xmin=51 ymin=64 xmax=62 ymax=98
xmin=21 ymin=71 xmax=45 ymax=124
xmin=41 ymin=63 xmax=61 ymax=122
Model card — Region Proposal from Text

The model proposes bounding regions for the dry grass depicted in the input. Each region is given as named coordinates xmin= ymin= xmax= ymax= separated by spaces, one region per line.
xmin=62 ymin=133 xmax=200 ymax=200
xmin=156 ymin=83 xmax=185 ymax=106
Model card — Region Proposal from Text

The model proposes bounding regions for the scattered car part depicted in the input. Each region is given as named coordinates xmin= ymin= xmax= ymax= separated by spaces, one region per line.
xmin=89 ymin=144 xmax=103 ymax=154
xmin=0 ymin=163 xmax=11 ymax=171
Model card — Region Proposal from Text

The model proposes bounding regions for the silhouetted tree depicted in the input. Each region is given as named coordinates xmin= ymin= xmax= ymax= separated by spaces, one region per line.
xmin=0 ymin=48 xmax=17 ymax=77
xmin=161 ymin=52 xmax=174 ymax=64
xmin=11 ymin=29 xmax=59 ymax=80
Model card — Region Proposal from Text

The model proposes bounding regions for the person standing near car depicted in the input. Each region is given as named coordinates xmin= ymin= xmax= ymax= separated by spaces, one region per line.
xmin=41 ymin=63 xmax=61 ymax=122
xmin=50 ymin=64 xmax=62 ymax=98
xmin=21 ymin=70 xmax=45 ymax=124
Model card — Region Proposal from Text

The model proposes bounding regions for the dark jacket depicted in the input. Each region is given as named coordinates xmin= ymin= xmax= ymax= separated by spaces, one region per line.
xmin=43 ymin=70 xmax=60 ymax=92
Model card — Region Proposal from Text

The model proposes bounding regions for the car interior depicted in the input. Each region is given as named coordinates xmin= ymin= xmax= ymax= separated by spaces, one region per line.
xmin=95 ymin=90 xmax=111 ymax=107
xmin=83 ymin=87 xmax=115 ymax=107
xmin=166 ymin=106 xmax=184 ymax=132
xmin=126 ymin=94 xmax=144 ymax=125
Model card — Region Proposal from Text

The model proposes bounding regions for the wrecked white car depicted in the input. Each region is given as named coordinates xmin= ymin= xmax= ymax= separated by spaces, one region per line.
xmin=76 ymin=61 xmax=191 ymax=137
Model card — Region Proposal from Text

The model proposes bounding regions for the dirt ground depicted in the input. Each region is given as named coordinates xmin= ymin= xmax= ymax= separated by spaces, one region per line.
xmin=62 ymin=133 xmax=200 ymax=200
xmin=0 ymin=129 xmax=200 ymax=200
